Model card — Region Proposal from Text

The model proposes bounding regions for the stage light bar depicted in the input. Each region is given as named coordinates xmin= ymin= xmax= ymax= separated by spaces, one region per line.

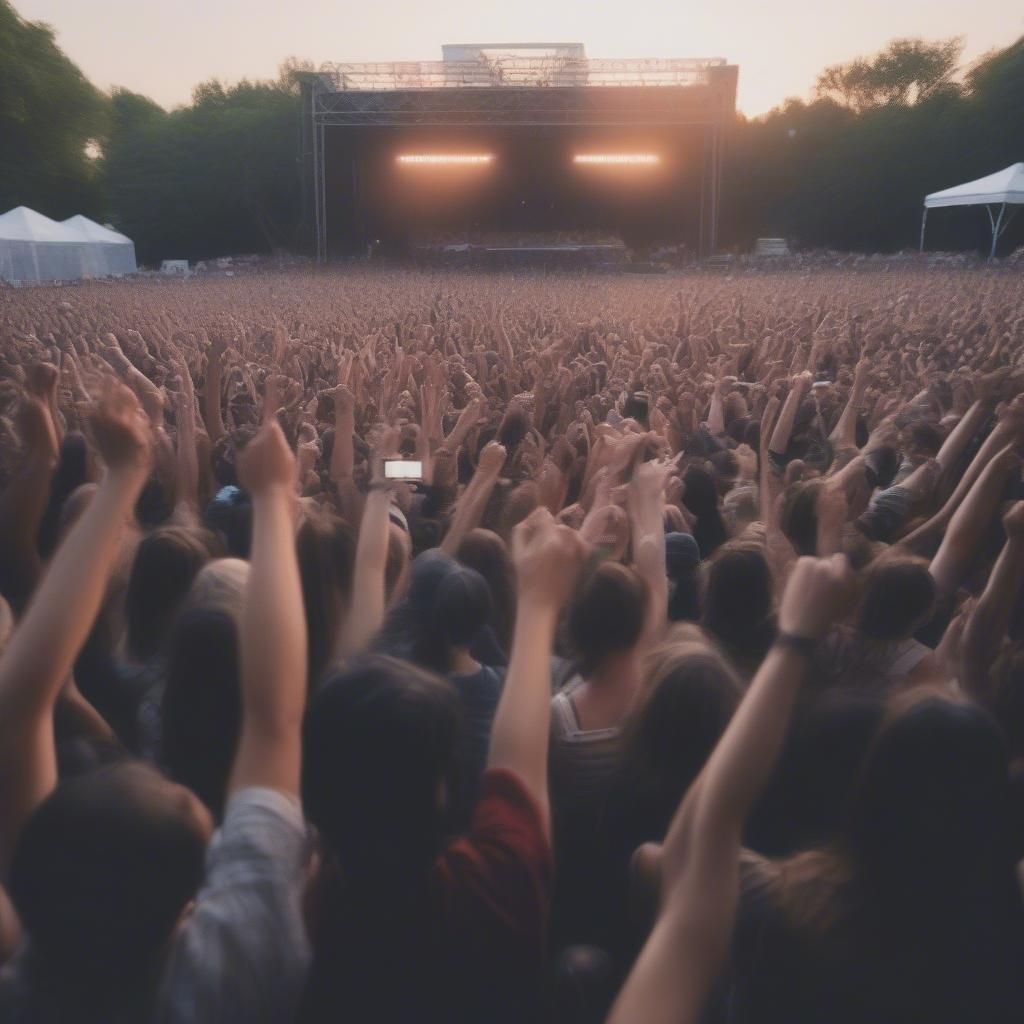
xmin=397 ymin=154 xmax=494 ymax=166
xmin=574 ymin=154 xmax=661 ymax=166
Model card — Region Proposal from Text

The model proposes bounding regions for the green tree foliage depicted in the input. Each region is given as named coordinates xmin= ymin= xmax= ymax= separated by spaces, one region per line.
xmin=0 ymin=0 xmax=107 ymax=218
xmin=2 ymin=0 xmax=1021 ymax=260
xmin=723 ymin=35 xmax=1024 ymax=255
xmin=815 ymin=37 xmax=963 ymax=111
xmin=103 ymin=75 xmax=302 ymax=262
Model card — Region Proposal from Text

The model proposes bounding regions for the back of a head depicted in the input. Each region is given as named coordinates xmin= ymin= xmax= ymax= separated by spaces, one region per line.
xmin=184 ymin=557 xmax=250 ymax=620
xmin=780 ymin=479 xmax=824 ymax=557
xmin=125 ymin=526 xmax=210 ymax=662
xmin=703 ymin=544 xmax=775 ymax=647
xmin=846 ymin=693 xmax=1009 ymax=906
xmin=456 ymin=528 xmax=517 ymax=651
xmin=416 ymin=566 xmax=492 ymax=673
xmin=497 ymin=405 xmax=531 ymax=452
xmin=567 ymin=562 xmax=648 ymax=676
xmin=161 ymin=608 xmax=241 ymax=818
xmin=856 ymin=556 xmax=935 ymax=643
xmin=302 ymin=656 xmax=460 ymax=876
xmin=664 ymin=532 xmax=701 ymax=623
xmin=9 ymin=762 xmax=208 ymax=1001
xmin=297 ymin=514 xmax=355 ymax=688
xmin=682 ymin=464 xmax=719 ymax=517
xmin=620 ymin=641 xmax=741 ymax=815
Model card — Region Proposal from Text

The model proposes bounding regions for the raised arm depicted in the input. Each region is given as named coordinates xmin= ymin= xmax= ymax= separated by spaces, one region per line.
xmin=902 ymin=401 xmax=1022 ymax=552
xmin=0 ymin=392 xmax=59 ymax=607
xmin=487 ymin=509 xmax=586 ymax=833
xmin=336 ymin=481 xmax=394 ymax=658
xmin=828 ymin=359 xmax=869 ymax=449
xmin=202 ymin=332 xmax=227 ymax=444
xmin=629 ymin=459 xmax=670 ymax=647
xmin=768 ymin=371 xmax=813 ymax=458
xmin=929 ymin=444 xmax=1021 ymax=595
xmin=440 ymin=441 xmax=507 ymax=556
xmin=608 ymin=556 xmax=852 ymax=1024
xmin=229 ymin=419 xmax=307 ymax=797
xmin=326 ymin=384 xmax=363 ymax=524
xmin=960 ymin=502 xmax=1024 ymax=700
xmin=0 ymin=388 xmax=152 ymax=879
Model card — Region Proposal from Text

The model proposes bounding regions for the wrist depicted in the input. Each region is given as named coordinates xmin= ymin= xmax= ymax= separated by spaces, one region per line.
xmin=773 ymin=630 xmax=820 ymax=656
xmin=514 ymin=597 xmax=560 ymax=631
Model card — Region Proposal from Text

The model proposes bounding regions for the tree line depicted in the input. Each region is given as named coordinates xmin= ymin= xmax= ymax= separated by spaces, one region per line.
xmin=1 ymin=0 xmax=1021 ymax=261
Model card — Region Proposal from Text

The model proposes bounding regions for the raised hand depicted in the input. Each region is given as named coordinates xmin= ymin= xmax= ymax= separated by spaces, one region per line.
xmin=89 ymin=384 xmax=153 ymax=476
xmin=512 ymin=507 xmax=588 ymax=612
xmin=778 ymin=554 xmax=854 ymax=640
xmin=238 ymin=420 xmax=296 ymax=496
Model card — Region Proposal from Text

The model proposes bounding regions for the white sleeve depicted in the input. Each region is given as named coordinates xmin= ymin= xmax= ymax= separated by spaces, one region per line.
xmin=155 ymin=788 xmax=312 ymax=1024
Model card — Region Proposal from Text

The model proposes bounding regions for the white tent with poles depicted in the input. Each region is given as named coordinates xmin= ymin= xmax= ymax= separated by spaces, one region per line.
xmin=920 ymin=162 xmax=1024 ymax=259
xmin=0 ymin=206 xmax=97 ymax=284
xmin=61 ymin=215 xmax=137 ymax=276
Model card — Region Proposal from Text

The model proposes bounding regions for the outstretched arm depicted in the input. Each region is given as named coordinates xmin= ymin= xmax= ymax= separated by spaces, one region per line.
xmin=961 ymin=502 xmax=1024 ymax=700
xmin=629 ymin=459 xmax=670 ymax=647
xmin=0 ymin=388 xmax=152 ymax=879
xmin=0 ymin=392 xmax=59 ymax=606
xmin=608 ymin=556 xmax=852 ymax=1024
xmin=929 ymin=444 xmax=1020 ymax=595
xmin=202 ymin=333 xmax=227 ymax=444
xmin=487 ymin=509 xmax=586 ymax=834
xmin=229 ymin=420 xmax=308 ymax=797
xmin=337 ymin=483 xmax=394 ymax=658
xmin=440 ymin=442 xmax=507 ymax=556
xmin=828 ymin=359 xmax=869 ymax=449
xmin=768 ymin=371 xmax=812 ymax=458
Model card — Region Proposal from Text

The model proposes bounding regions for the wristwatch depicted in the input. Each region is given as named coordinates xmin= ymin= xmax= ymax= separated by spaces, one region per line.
xmin=773 ymin=631 xmax=818 ymax=657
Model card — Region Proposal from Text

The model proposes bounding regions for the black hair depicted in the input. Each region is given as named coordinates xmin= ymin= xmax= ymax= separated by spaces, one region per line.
xmin=611 ymin=645 xmax=741 ymax=853
xmin=567 ymin=562 xmax=648 ymax=676
xmin=682 ymin=464 xmax=729 ymax=558
xmin=38 ymin=431 xmax=90 ymax=559
xmin=413 ymin=566 xmax=492 ymax=673
xmin=456 ymin=528 xmax=517 ymax=654
xmin=161 ymin=608 xmax=242 ymax=819
xmin=9 ymin=762 xmax=207 ymax=1004
xmin=125 ymin=526 xmax=209 ymax=662
xmin=302 ymin=656 xmax=461 ymax=877
xmin=297 ymin=515 xmax=356 ymax=689
xmin=857 ymin=557 xmax=936 ymax=643
xmin=703 ymin=544 xmax=777 ymax=667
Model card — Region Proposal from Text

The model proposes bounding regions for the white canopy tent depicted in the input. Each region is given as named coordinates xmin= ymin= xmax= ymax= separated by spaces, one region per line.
xmin=0 ymin=206 xmax=97 ymax=284
xmin=921 ymin=163 xmax=1024 ymax=259
xmin=62 ymin=215 xmax=137 ymax=276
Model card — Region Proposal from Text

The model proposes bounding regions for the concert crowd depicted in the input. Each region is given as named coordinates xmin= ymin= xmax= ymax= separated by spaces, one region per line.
xmin=2 ymin=266 xmax=1024 ymax=1022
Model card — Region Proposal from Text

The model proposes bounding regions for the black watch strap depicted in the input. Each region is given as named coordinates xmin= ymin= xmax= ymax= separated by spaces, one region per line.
xmin=774 ymin=631 xmax=818 ymax=657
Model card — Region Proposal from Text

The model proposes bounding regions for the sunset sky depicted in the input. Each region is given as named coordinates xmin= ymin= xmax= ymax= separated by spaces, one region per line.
xmin=14 ymin=0 xmax=1024 ymax=117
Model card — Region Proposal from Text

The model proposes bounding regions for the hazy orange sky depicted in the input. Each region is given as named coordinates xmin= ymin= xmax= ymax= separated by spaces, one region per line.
xmin=15 ymin=0 xmax=1024 ymax=117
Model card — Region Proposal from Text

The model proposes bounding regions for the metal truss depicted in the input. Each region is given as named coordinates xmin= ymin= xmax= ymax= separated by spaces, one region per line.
xmin=306 ymin=58 xmax=737 ymax=262
xmin=311 ymin=80 xmax=736 ymax=128
xmin=318 ymin=57 xmax=730 ymax=92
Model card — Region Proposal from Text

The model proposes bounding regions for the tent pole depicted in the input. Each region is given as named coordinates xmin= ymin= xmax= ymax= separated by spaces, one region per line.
xmin=991 ymin=203 xmax=1006 ymax=260
xmin=919 ymin=207 xmax=928 ymax=252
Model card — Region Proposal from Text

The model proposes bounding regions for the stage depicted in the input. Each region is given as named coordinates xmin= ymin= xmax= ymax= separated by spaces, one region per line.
xmin=299 ymin=45 xmax=738 ymax=260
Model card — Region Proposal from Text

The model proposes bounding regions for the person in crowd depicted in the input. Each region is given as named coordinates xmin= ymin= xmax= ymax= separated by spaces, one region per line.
xmin=0 ymin=264 xmax=1022 ymax=1023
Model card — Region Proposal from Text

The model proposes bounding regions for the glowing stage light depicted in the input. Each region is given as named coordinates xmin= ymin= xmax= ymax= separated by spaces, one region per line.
xmin=573 ymin=154 xmax=661 ymax=166
xmin=397 ymin=154 xmax=494 ymax=166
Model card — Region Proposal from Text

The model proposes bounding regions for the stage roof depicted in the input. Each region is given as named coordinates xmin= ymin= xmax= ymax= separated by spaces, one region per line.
xmin=317 ymin=48 xmax=734 ymax=92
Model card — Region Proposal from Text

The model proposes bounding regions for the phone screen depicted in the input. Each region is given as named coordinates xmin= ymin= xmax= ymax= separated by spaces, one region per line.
xmin=384 ymin=459 xmax=423 ymax=480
